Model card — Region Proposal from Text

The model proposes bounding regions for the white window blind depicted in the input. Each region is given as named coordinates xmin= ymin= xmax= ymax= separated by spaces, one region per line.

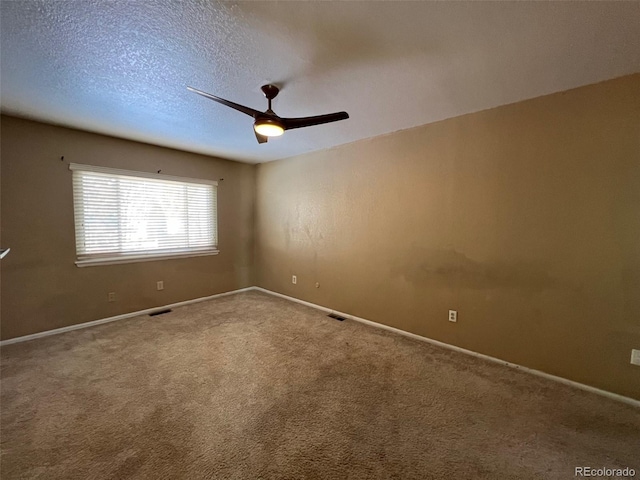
xmin=70 ymin=164 xmax=218 ymax=266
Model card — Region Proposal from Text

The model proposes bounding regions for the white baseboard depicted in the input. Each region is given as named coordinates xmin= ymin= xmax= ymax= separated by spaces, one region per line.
xmin=252 ymin=287 xmax=640 ymax=408
xmin=0 ymin=287 xmax=254 ymax=347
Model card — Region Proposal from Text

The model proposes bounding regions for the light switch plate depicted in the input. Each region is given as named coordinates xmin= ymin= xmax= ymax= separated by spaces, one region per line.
xmin=631 ymin=349 xmax=640 ymax=366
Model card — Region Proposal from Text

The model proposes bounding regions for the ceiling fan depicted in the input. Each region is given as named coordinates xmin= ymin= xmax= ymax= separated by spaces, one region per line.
xmin=187 ymin=84 xmax=349 ymax=144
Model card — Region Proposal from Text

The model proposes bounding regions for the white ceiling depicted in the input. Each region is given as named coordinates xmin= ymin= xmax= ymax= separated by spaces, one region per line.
xmin=1 ymin=1 xmax=639 ymax=164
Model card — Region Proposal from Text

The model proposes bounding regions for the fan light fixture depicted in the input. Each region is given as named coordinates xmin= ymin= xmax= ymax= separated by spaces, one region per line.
xmin=187 ymin=83 xmax=349 ymax=144
xmin=254 ymin=118 xmax=284 ymax=137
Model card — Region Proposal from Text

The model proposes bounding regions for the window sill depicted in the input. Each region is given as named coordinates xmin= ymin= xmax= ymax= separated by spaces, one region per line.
xmin=75 ymin=249 xmax=219 ymax=267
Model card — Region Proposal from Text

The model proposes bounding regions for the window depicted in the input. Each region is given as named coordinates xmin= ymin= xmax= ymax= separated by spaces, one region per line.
xmin=70 ymin=163 xmax=218 ymax=267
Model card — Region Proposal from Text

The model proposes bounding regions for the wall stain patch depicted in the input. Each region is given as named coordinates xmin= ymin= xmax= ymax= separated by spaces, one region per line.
xmin=395 ymin=248 xmax=556 ymax=291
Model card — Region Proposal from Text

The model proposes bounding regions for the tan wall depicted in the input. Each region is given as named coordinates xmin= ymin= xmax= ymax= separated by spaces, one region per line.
xmin=1 ymin=116 xmax=255 ymax=340
xmin=255 ymin=74 xmax=640 ymax=399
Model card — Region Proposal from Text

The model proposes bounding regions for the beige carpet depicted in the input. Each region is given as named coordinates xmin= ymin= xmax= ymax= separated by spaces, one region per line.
xmin=1 ymin=291 xmax=639 ymax=479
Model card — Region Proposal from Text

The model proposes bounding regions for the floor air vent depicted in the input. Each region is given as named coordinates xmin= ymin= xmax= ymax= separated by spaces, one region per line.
xmin=328 ymin=313 xmax=346 ymax=321
xmin=149 ymin=309 xmax=172 ymax=317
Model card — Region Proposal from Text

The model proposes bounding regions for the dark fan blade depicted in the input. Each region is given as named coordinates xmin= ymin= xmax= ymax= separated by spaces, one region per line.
xmin=187 ymin=86 xmax=261 ymax=118
xmin=255 ymin=130 xmax=268 ymax=144
xmin=282 ymin=111 xmax=349 ymax=130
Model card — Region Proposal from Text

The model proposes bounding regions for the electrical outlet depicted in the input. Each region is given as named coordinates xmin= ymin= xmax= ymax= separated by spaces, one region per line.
xmin=108 ymin=292 xmax=116 ymax=302
xmin=448 ymin=310 xmax=457 ymax=322
xmin=631 ymin=349 xmax=640 ymax=366
xmin=315 ymin=282 xmax=320 ymax=288
xmin=292 ymin=275 xmax=297 ymax=285
xmin=157 ymin=281 xmax=164 ymax=291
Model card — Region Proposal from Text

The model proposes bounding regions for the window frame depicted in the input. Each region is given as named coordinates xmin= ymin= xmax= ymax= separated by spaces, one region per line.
xmin=69 ymin=163 xmax=219 ymax=267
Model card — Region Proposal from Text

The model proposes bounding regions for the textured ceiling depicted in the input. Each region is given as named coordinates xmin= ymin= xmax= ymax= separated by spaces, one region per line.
xmin=1 ymin=1 xmax=639 ymax=164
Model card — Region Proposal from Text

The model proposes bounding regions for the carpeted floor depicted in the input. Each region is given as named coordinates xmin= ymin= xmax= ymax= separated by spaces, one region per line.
xmin=1 ymin=290 xmax=639 ymax=479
